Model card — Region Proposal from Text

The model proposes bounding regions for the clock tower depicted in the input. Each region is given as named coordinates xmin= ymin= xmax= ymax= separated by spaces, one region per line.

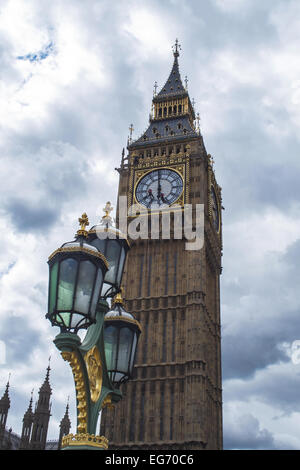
xmin=100 ymin=41 xmax=223 ymax=450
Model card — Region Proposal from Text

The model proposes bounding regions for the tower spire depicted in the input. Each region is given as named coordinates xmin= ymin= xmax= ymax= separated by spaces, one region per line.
xmin=19 ymin=390 xmax=34 ymax=450
xmin=155 ymin=40 xmax=185 ymax=99
xmin=128 ymin=39 xmax=197 ymax=149
xmin=58 ymin=398 xmax=71 ymax=450
xmin=0 ymin=376 xmax=11 ymax=449
xmin=30 ymin=365 xmax=52 ymax=450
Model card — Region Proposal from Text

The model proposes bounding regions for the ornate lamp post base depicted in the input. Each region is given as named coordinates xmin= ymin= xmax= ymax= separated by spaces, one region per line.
xmin=61 ymin=433 xmax=109 ymax=450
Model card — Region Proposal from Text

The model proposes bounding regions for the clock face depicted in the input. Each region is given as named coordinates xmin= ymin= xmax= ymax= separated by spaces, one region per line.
xmin=210 ymin=185 xmax=219 ymax=232
xmin=135 ymin=169 xmax=183 ymax=209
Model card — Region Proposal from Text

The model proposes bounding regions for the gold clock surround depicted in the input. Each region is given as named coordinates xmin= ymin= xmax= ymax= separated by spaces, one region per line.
xmin=128 ymin=152 xmax=190 ymax=213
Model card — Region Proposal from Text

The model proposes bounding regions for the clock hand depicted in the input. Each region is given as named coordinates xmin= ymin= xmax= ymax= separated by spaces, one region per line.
xmin=157 ymin=170 xmax=161 ymax=197
xmin=147 ymin=188 xmax=154 ymax=201
xmin=157 ymin=170 xmax=165 ymax=205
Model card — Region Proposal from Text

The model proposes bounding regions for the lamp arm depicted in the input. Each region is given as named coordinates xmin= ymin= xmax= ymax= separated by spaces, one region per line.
xmin=53 ymin=299 xmax=122 ymax=439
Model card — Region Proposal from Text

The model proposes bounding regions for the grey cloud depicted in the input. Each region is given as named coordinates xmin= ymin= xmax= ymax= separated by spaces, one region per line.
xmin=223 ymin=413 xmax=276 ymax=450
xmin=222 ymin=335 xmax=289 ymax=380
xmin=0 ymin=315 xmax=44 ymax=367
xmin=5 ymin=198 xmax=58 ymax=232
xmin=222 ymin=239 xmax=300 ymax=380
xmin=1 ymin=141 xmax=89 ymax=233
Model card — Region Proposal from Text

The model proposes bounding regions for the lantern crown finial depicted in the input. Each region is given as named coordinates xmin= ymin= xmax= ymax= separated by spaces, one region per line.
xmin=112 ymin=287 xmax=124 ymax=306
xmin=77 ymin=212 xmax=89 ymax=237
xmin=102 ymin=202 xmax=113 ymax=225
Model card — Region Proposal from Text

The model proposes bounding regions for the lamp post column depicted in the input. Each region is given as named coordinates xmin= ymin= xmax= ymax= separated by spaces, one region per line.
xmin=53 ymin=300 xmax=122 ymax=450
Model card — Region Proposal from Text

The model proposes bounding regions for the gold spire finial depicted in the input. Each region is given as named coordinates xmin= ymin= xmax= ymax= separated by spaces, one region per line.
xmin=129 ymin=123 xmax=134 ymax=143
xmin=77 ymin=212 xmax=89 ymax=237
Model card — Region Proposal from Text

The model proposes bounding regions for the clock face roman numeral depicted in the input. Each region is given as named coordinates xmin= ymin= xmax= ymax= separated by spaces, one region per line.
xmin=135 ymin=169 xmax=183 ymax=208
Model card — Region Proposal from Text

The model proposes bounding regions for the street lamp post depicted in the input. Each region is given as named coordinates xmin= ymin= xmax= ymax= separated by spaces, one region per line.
xmin=46 ymin=208 xmax=141 ymax=450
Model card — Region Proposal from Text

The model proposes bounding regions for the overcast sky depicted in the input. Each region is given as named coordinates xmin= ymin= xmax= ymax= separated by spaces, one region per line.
xmin=1 ymin=0 xmax=300 ymax=450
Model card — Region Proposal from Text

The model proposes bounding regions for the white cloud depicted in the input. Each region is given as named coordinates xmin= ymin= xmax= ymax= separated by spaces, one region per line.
xmin=123 ymin=8 xmax=173 ymax=61
xmin=213 ymin=0 xmax=252 ymax=12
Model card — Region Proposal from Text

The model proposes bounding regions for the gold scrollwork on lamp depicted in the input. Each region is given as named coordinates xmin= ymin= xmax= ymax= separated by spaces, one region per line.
xmin=84 ymin=346 xmax=103 ymax=403
xmin=61 ymin=433 xmax=109 ymax=450
xmin=61 ymin=350 xmax=88 ymax=433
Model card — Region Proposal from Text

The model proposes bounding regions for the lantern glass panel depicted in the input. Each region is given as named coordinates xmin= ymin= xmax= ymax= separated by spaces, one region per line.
xmin=117 ymin=327 xmax=133 ymax=372
xmin=113 ymin=371 xmax=124 ymax=383
xmin=105 ymin=240 xmax=121 ymax=284
xmin=90 ymin=238 xmax=106 ymax=256
xmin=129 ymin=332 xmax=138 ymax=373
xmin=104 ymin=325 xmax=118 ymax=371
xmin=74 ymin=260 xmax=96 ymax=314
xmin=70 ymin=313 xmax=84 ymax=329
xmin=116 ymin=247 xmax=126 ymax=286
xmin=57 ymin=258 xmax=78 ymax=311
xmin=49 ymin=261 xmax=58 ymax=313
xmin=90 ymin=268 xmax=103 ymax=316
xmin=58 ymin=312 xmax=71 ymax=328
xmin=100 ymin=282 xmax=110 ymax=297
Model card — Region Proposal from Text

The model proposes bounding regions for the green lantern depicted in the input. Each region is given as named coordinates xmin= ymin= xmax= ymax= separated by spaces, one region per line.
xmin=104 ymin=291 xmax=142 ymax=387
xmin=88 ymin=202 xmax=130 ymax=299
xmin=46 ymin=213 xmax=109 ymax=333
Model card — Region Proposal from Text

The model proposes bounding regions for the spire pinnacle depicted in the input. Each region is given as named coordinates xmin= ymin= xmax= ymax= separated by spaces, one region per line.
xmin=172 ymin=38 xmax=181 ymax=57
xmin=0 ymin=375 xmax=11 ymax=407
xmin=184 ymin=75 xmax=188 ymax=90
xmin=46 ymin=356 xmax=51 ymax=381
xmin=24 ymin=390 xmax=34 ymax=416
xmin=129 ymin=123 xmax=134 ymax=143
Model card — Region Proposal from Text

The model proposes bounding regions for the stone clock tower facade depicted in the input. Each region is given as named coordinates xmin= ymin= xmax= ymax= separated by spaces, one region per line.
xmin=100 ymin=42 xmax=223 ymax=450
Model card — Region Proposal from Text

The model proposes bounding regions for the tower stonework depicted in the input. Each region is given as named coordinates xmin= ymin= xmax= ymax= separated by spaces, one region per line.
xmin=0 ymin=380 xmax=10 ymax=449
xmin=101 ymin=44 xmax=223 ymax=450
xmin=19 ymin=392 xmax=34 ymax=450
xmin=30 ymin=365 xmax=52 ymax=450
